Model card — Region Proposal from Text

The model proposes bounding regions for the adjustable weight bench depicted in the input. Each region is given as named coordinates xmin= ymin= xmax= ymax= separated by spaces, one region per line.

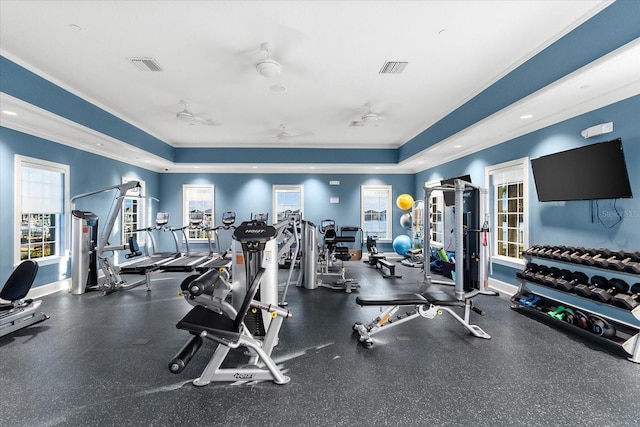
xmin=353 ymin=288 xmax=490 ymax=348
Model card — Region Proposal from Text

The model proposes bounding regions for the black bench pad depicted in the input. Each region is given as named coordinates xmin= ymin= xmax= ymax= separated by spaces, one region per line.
xmin=356 ymin=290 xmax=465 ymax=307
xmin=356 ymin=293 xmax=426 ymax=306
xmin=176 ymin=305 xmax=240 ymax=341
xmin=421 ymin=290 xmax=465 ymax=307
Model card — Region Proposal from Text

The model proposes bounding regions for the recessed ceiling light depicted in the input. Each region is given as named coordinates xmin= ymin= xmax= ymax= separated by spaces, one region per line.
xmin=95 ymin=143 xmax=103 ymax=147
xmin=520 ymin=114 xmax=533 ymax=119
xmin=454 ymin=144 xmax=462 ymax=148
xmin=270 ymin=85 xmax=287 ymax=93
xmin=2 ymin=110 xmax=18 ymax=116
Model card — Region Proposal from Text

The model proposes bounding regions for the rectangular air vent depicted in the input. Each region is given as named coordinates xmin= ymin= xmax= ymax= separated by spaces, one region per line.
xmin=379 ymin=61 xmax=408 ymax=74
xmin=128 ymin=57 xmax=163 ymax=72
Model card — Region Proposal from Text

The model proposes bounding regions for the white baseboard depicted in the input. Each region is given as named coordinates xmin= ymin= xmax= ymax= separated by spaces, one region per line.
xmin=29 ymin=279 xmax=70 ymax=300
xmin=488 ymin=277 xmax=518 ymax=296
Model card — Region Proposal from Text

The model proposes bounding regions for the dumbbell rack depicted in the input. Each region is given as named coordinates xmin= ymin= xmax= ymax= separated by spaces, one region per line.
xmin=511 ymin=245 xmax=640 ymax=364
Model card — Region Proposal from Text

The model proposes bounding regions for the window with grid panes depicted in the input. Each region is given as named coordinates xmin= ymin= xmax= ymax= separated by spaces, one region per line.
xmin=273 ymin=185 xmax=303 ymax=222
xmin=183 ymin=185 xmax=214 ymax=240
xmin=16 ymin=156 xmax=69 ymax=263
xmin=486 ymin=158 xmax=529 ymax=266
xmin=361 ymin=185 xmax=392 ymax=241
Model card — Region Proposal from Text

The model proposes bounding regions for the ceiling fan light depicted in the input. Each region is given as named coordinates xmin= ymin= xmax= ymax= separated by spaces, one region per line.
xmin=362 ymin=113 xmax=379 ymax=123
xmin=176 ymin=110 xmax=194 ymax=121
xmin=255 ymin=59 xmax=281 ymax=77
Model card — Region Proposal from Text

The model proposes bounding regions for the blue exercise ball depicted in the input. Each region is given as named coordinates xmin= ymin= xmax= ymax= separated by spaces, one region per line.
xmin=392 ymin=235 xmax=412 ymax=256
xmin=400 ymin=212 xmax=412 ymax=230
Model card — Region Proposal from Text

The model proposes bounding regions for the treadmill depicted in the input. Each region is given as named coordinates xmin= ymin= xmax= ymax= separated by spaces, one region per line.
xmin=161 ymin=210 xmax=211 ymax=272
xmin=118 ymin=212 xmax=180 ymax=275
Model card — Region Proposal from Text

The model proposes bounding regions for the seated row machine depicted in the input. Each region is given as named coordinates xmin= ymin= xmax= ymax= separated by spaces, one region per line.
xmin=169 ymin=220 xmax=293 ymax=386
xmin=365 ymin=235 xmax=402 ymax=279
xmin=1 ymin=260 xmax=49 ymax=338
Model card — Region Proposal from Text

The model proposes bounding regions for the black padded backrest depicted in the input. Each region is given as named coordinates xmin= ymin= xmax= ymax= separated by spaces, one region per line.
xmin=0 ymin=260 xmax=39 ymax=302
xmin=233 ymin=259 xmax=265 ymax=330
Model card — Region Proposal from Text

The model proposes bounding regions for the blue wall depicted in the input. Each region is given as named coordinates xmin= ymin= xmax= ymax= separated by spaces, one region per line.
xmin=0 ymin=127 xmax=160 ymax=286
xmin=156 ymin=172 xmax=414 ymax=252
xmin=415 ymin=95 xmax=640 ymax=287
xmin=0 ymin=128 xmax=414 ymax=285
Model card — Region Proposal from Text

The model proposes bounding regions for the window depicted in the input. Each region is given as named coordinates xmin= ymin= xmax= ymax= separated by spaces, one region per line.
xmin=485 ymin=158 xmax=529 ymax=267
xmin=183 ymin=185 xmax=214 ymax=240
xmin=361 ymin=185 xmax=392 ymax=241
xmin=424 ymin=181 xmax=445 ymax=247
xmin=273 ymin=185 xmax=303 ymax=222
xmin=15 ymin=155 xmax=70 ymax=264
xmin=122 ymin=178 xmax=145 ymax=245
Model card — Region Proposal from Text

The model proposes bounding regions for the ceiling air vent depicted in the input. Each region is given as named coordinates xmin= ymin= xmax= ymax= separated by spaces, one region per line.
xmin=379 ymin=61 xmax=408 ymax=74
xmin=127 ymin=57 xmax=163 ymax=72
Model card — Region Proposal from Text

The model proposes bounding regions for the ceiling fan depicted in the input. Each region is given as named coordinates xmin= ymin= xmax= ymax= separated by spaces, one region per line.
xmin=350 ymin=103 xmax=383 ymax=127
xmin=175 ymin=102 xmax=214 ymax=126
xmin=276 ymin=124 xmax=313 ymax=140
xmin=255 ymin=42 xmax=282 ymax=78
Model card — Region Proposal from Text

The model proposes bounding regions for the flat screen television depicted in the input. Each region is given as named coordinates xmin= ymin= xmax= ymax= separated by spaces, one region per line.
xmin=531 ymin=138 xmax=633 ymax=202
xmin=441 ymin=174 xmax=472 ymax=206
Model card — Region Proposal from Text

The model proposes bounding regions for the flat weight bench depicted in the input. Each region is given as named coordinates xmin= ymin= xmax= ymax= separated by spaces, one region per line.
xmin=353 ymin=289 xmax=490 ymax=348
xmin=374 ymin=258 xmax=402 ymax=279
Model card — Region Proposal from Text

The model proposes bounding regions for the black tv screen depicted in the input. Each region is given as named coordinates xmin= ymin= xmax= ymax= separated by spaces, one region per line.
xmin=441 ymin=174 xmax=472 ymax=206
xmin=531 ymin=138 xmax=633 ymax=202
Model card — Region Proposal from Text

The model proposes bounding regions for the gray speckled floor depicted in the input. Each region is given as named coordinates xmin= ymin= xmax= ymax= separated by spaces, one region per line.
xmin=1 ymin=261 xmax=638 ymax=427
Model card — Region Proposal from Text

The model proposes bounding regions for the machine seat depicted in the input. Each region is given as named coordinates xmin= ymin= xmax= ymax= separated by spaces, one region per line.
xmin=177 ymin=305 xmax=241 ymax=342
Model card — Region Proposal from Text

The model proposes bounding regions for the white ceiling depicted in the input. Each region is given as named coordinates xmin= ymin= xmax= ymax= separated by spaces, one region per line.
xmin=1 ymin=0 xmax=639 ymax=173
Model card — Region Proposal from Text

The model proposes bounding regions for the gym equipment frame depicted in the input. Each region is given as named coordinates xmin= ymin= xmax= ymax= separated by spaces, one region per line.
xmin=353 ymin=179 xmax=496 ymax=348
xmin=170 ymin=220 xmax=293 ymax=385
xmin=71 ymin=181 xmax=162 ymax=294
xmin=353 ymin=289 xmax=490 ymax=348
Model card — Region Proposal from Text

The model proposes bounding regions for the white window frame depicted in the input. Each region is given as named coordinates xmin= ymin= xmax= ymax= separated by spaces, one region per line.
xmin=485 ymin=157 xmax=529 ymax=269
xmin=273 ymin=185 xmax=304 ymax=223
xmin=14 ymin=155 xmax=70 ymax=266
xmin=361 ymin=185 xmax=393 ymax=242
xmin=121 ymin=177 xmax=146 ymax=245
xmin=183 ymin=184 xmax=214 ymax=241
xmin=424 ymin=180 xmax=445 ymax=248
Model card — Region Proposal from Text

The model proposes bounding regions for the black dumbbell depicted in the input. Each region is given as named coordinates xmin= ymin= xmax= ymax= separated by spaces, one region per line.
xmin=543 ymin=268 xmax=573 ymax=289
xmin=590 ymin=278 xmax=628 ymax=304
xmin=531 ymin=265 xmax=550 ymax=284
xmin=568 ymin=247 xmax=588 ymax=263
xmin=612 ymin=283 xmax=640 ymax=310
xmin=555 ymin=270 xmax=588 ymax=293
xmin=575 ymin=275 xmax=608 ymax=298
xmin=578 ymin=248 xmax=611 ymax=267
xmin=517 ymin=262 xmax=539 ymax=280
xmin=588 ymin=314 xmax=617 ymax=339
xmin=539 ymin=267 xmax=562 ymax=288
xmin=523 ymin=246 xmax=543 ymax=256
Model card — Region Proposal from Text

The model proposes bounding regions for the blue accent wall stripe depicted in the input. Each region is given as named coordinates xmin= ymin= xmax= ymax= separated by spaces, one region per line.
xmin=398 ymin=0 xmax=640 ymax=162
xmin=0 ymin=56 xmax=175 ymax=161
xmin=174 ymin=147 xmax=398 ymax=164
